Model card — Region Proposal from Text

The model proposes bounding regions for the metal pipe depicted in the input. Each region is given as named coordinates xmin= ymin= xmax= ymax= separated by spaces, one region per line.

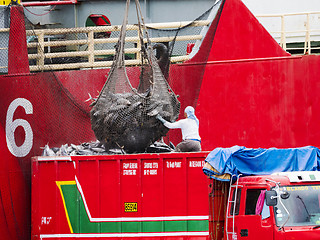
xmin=22 ymin=0 xmax=77 ymax=7
xmin=280 ymin=15 xmax=286 ymax=51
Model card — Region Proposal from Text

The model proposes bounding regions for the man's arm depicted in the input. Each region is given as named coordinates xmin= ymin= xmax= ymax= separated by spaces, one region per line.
xmin=156 ymin=114 xmax=182 ymax=129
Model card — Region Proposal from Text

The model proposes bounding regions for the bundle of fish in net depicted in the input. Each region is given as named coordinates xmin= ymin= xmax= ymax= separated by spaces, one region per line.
xmin=91 ymin=89 xmax=179 ymax=153
xmin=90 ymin=0 xmax=180 ymax=153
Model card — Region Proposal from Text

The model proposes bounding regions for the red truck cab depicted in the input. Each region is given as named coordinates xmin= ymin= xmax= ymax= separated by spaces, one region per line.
xmin=221 ymin=171 xmax=320 ymax=240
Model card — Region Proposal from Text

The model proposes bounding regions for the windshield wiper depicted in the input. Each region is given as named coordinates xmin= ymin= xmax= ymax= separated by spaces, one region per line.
xmin=297 ymin=195 xmax=311 ymax=221
xmin=313 ymin=225 xmax=320 ymax=229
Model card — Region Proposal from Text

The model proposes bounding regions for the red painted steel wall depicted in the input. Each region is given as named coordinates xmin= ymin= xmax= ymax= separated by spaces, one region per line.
xmin=170 ymin=0 xmax=320 ymax=150
xmin=32 ymin=153 xmax=210 ymax=239
xmin=198 ymin=55 xmax=320 ymax=149
xmin=0 ymin=125 xmax=29 ymax=240
xmin=196 ymin=0 xmax=320 ymax=150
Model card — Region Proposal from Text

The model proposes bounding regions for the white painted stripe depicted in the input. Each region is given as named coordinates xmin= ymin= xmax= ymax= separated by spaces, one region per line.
xmin=37 ymin=156 xmax=72 ymax=161
xmin=74 ymin=176 xmax=209 ymax=222
xmin=91 ymin=215 xmax=209 ymax=222
xmin=40 ymin=231 xmax=210 ymax=239
xmin=75 ymin=176 xmax=93 ymax=219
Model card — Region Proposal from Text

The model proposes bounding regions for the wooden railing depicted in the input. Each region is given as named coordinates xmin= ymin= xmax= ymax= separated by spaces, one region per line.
xmin=1 ymin=12 xmax=320 ymax=72
xmin=25 ymin=20 xmax=210 ymax=72
xmin=256 ymin=11 xmax=320 ymax=54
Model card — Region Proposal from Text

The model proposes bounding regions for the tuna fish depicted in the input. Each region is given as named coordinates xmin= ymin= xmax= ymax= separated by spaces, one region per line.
xmin=41 ymin=139 xmax=173 ymax=156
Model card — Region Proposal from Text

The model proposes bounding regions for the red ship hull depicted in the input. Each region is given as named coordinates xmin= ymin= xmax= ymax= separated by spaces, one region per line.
xmin=1 ymin=0 xmax=320 ymax=239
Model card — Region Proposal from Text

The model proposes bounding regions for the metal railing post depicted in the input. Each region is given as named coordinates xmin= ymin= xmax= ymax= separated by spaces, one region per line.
xmin=136 ymin=25 xmax=141 ymax=63
xmin=305 ymin=13 xmax=311 ymax=54
xmin=88 ymin=30 xmax=94 ymax=66
xmin=37 ymin=32 xmax=45 ymax=71
xmin=280 ymin=15 xmax=286 ymax=51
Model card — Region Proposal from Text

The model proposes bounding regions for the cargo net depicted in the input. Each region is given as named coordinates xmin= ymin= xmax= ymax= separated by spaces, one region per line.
xmin=0 ymin=1 xmax=216 ymax=155
xmin=0 ymin=7 xmax=10 ymax=73
xmin=90 ymin=0 xmax=180 ymax=153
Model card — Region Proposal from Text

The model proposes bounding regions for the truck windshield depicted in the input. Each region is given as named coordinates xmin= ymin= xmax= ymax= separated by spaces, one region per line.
xmin=273 ymin=185 xmax=320 ymax=227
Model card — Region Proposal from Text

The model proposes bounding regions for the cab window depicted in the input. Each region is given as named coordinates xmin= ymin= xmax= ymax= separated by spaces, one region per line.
xmin=245 ymin=189 xmax=265 ymax=215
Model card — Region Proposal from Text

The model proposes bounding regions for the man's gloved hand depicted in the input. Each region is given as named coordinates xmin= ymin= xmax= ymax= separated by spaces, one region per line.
xmin=156 ymin=114 xmax=166 ymax=124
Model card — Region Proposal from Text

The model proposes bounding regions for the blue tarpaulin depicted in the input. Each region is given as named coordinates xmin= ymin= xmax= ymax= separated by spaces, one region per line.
xmin=203 ymin=146 xmax=320 ymax=181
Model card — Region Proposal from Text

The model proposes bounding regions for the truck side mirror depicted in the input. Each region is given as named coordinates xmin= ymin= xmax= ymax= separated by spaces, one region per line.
xmin=265 ymin=190 xmax=277 ymax=206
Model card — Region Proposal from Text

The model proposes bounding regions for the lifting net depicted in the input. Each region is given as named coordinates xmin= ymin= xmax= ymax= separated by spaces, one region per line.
xmin=90 ymin=0 xmax=180 ymax=153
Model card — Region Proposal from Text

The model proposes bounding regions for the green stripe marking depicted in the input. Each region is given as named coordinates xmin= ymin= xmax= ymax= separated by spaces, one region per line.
xmin=59 ymin=183 xmax=209 ymax=234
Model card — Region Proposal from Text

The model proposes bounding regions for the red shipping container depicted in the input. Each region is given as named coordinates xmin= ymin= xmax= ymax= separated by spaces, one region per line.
xmin=32 ymin=152 xmax=210 ymax=240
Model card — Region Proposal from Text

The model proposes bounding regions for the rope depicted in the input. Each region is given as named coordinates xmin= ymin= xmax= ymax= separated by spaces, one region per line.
xmin=95 ymin=0 xmax=134 ymax=102
xmin=23 ymin=5 xmax=57 ymax=17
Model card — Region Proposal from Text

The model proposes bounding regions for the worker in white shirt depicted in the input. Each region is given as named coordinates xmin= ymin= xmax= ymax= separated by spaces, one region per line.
xmin=156 ymin=106 xmax=201 ymax=152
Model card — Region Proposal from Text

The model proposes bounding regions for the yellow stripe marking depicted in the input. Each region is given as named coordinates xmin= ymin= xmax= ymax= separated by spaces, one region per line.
xmin=56 ymin=181 xmax=76 ymax=233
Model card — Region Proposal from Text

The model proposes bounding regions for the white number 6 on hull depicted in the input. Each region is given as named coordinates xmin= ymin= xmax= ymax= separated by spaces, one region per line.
xmin=6 ymin=98 xmax=33 ymax=157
